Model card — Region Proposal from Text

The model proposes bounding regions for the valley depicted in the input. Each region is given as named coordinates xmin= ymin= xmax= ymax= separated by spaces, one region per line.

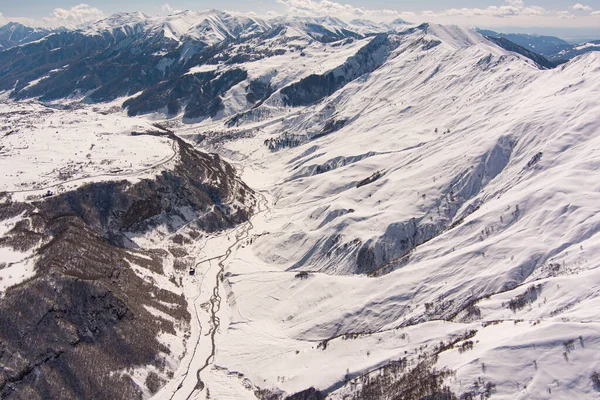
xmin=0 ymin=9 xmax=599 ymax=400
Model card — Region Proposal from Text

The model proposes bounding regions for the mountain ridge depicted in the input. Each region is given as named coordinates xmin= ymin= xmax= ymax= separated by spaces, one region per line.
xmin=0 ymin=16 xmax=561 ymax=122
xmin=0 ymin=8 xmax=599 ymax=400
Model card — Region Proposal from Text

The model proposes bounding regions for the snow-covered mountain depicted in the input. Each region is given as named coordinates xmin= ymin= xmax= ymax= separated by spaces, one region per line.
xmin=81 ymin=10 xmax=271 ymax=44
xmin=161 ymin=22 xmax=600 ymax=400
xmin=0 ymin=12 xmax=556 ymax=122
xmin=0 ymin=10 xmax=394 ymax=110
xmin=478 ymin=29 xmax=600 ymax=62
xmin=0 ymin=9 xmax=600 ymax=400
xmin=0 ymin=22 xmax=58 ymax=50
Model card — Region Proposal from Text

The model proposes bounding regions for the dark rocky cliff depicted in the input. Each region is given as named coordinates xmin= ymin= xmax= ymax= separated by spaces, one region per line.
xmin=0 ymin=131 xmax=256 ymax=399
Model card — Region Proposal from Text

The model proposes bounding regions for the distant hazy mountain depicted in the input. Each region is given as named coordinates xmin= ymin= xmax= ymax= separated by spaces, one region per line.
xmin=0 ymin=22 xmax=58 ymax=50
xmin=478 ymin=28 xmax=600 ymax=62
xmin=484 ymin=35 xmax=556 ymax=69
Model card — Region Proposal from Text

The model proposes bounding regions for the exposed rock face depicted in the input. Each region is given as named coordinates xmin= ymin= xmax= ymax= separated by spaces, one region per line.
xmin=285 ymin=387 xmax=324 ymax=400
xmin=0 ymin=31 xmax=131 ymax=98
xmin=0 ymin=132 xmax=256 ymax=399
xmin=0 ymin=215 xmax=186 ymax=399
xmin=246 ymin=79 xmax=274 ymax=105
xmin=37 ymin=132 xmax=256 ymax=246
xmin=280 ymin=34 xmax=398 ymax=107
xmin=485 ymin=36 xmax=555 ymax=69
xmin=0 ymin=23 xmax=57 ymax=50
xmin=123 ymin=69 xmax=248 ymax=119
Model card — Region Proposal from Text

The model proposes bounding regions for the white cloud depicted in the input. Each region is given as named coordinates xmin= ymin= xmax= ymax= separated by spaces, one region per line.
xmin=572 ymin=3 xmax=592 ymax=12
xmin=422 ymin=10 xmax=439 ymax=18
xmin=161 ymin=4 xmax=182 ymax=15
xmin=557 ymin=10 xmax=576 ymax=19
xmin=42 ymin=4 xmax=105 ymax=28
xmin=0 ymin=4 xmax=104 ymax=28
xmin=273 ymin=0 xmax=599 ymax=27
xmin=414 ymin=0 xmax=600 ymax=27
xmin=276 ymin=0 xmax=414 ymax=22
xmin=427 ymin=0 xmax=546 ymax=19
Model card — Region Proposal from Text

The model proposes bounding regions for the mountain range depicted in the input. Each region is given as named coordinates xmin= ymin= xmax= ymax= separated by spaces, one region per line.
xmin=0 ymin=22 xmax=58 ymax=50
xmin=478 ymin=28 xmax=600 ymax=63
xmin=0 ymin=8 xmax=599 ymax=400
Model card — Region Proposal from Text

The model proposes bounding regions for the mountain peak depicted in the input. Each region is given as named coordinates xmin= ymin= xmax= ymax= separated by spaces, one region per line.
xmin=391 ymin=18 xmax=411 ymax=25
xmin=420 ymin=23 xmax=487 ymax=49
xmin=84 ymin=11 xmax=152 ymax=32
xmin=0 ymin=21 xmax=56 ymax=50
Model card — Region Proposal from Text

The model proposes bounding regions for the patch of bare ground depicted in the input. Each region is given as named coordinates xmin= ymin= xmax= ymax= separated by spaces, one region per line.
xmin=0 ymin=215 xmax=190 ymax=399
xmin=0 ymin=133 xmax=257 ymax=399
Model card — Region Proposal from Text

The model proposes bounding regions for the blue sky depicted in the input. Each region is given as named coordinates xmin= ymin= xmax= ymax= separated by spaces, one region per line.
xmin=1 ymin=0 xmax=599 ymax=38
xmin=2 ymin=1 xmax=599 ymax=17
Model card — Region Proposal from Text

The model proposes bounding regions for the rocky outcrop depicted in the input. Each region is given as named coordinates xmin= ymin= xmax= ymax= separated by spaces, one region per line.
xmin=485 ymin=36 xmax=555 ymax=69
xmin=123 ymin=69 xmax=248 ymax=119
xmin=0 ymin=215 xmax=187 ymax=399
xmin=285 ymin=387 xmax=324 ymax=400
xmin=36 ymin=131 xmax=256 ymax=246
xmin=280 ymin=34 xmax=398 ymax=107
xmin=0 ymin=23 xmax=57 ymax=50
xmin=0 ymin=132 xmax=256 ymax=399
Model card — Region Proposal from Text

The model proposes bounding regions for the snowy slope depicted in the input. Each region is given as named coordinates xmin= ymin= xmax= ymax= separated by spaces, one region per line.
xmin=1 ymin=14 xmax=600 ymax=400
xmin=81 ymin=10 xmax=271 ymax=45
xmin=0 ymin=99 xmax=259 ymax=399
xmin=153 ymin=24 xmax=600 ymax=399
xmin=0 ymin=101 xmax=175 ymax=199
xmin=0 ymin=22 xmax=57 ymax=50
